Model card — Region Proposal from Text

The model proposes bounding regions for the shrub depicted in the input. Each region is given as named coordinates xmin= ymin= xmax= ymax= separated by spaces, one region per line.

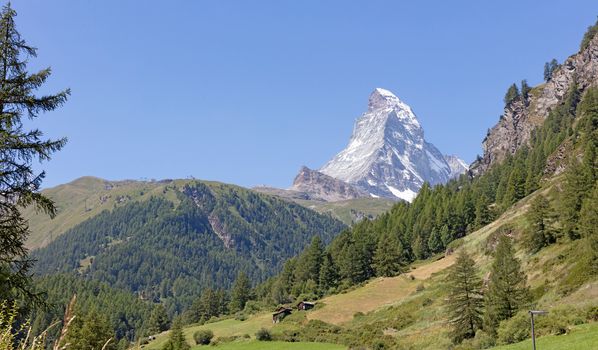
xmin=255 ymin=328 xmax=272 ymax=341
xmin=215 ymin=335 xmax=244 ymax=343
xmin=243 ymin=300 xmax=263 ymax=315
xmin=587 ymin=305 xmax=598 ymax=322
xmin=473 ymin=330 xmax=496 ymax=349
xmin=353 ymin=311 xmax=365 ymax=318
xmin=447 ymin=237 xmax=464 ymax=251
xmin=536 ymin=306 xmax=584 ymax=335
xmin=454 ymin=331 xmax=496 ymax=350
xmin=497 ymin=313 xmax=529 ymax=345
xmin=193 ymin=329 xmax=214 ymax=345
xmin=390 ymin=312 xmax=415 ymax=330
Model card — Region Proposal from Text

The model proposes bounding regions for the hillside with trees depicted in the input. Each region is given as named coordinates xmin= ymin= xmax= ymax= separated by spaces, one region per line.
xmin=31 ymin=180 xmax=346 ymax=314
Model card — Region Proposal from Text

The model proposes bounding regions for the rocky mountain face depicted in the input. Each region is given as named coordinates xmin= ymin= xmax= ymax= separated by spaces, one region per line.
xmin=444 ymin=154 xmax=470 ymax=179
xmin=472 ymin=34 xmax=598 ymax=174
xmin=317 ymin=88 xmax=466 ymax=202
xmin=290 ymin=166 xmax=367 ymax=201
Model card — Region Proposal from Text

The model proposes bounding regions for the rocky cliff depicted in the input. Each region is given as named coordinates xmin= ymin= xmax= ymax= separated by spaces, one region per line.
xmin=472 ymin=33 xmax=598 ymax=174
xmin=290 ymin=166 xmax=367 ymax=202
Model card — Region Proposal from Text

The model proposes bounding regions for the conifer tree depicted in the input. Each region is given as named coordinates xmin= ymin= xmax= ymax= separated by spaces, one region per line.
xmin=412 ymin=234 xmax=428 ymax=260
xmin=295 ymin=236 xmax=324 ymax=285
xmin=524 ymin=195 xmax=555 ymax=253
xmin=229 ymin=272 xmax=251 ymax=312
xmin=148 ymin=304 xmax=170 ymax=334
xmin=544 ymin=62 xmax=551 ymax=81
xmin=445 ymin=250 xmax=484 ymax=344
xmin=474 ymin=193 xmax=493 ymax=229
xmin=162 ymin=317 xmax=190 ymax=350
xmin=440 ymin=225 xmax=453 ymax=248
xmin=0 ymin=3 xmax=69 ymax=303
xmin=63 ymin=310 xmax=115 ymax=350
xmin=427 ymin=229 xmax=443 ymax=254
xmin=372 ymin=233 xmax=406 ymax=277
xmin=503 ymin=162 xmax=526 ymax=207
xmin=216 ymin=289 xmax=229 ymax=316
xmin=579 ymin=184 xmax=598 ymax=275
xmin=561 ymin=148 xmax=594 ymax=240
xmin=319 ymin=252 xmax=338 ymax=292
xmin=484 ymin=236 xmax=529 ymax=334
xmin=521 ymin=79 xmax=531 ymax=100
xmin=271 ymin=259 xmax=295 ymax=304
xmin=504 ymin=83 xmax=520 ymax=105
xmin=337 ymin=238 xmax=373 ymax=284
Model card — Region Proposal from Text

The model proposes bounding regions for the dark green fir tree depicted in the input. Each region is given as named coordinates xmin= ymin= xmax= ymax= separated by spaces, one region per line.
xmin=0 ymin=3 xmax=69 ymax=304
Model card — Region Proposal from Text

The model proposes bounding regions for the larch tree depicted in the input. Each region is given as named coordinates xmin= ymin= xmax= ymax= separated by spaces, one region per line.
xmin=162 ymin=317 xmax=190 ymax=350
xmin=63 ymin=310 xmax=115 ymax=350
xmin=579 ymin=184 xmax=598 ymax=275
xmin=148 ymin=304 xmax=170 ymax=334
xmin=504 ymin=83 xmax=520 ymax=105
xmin=0 ymin=3 xmax=68 ymax=303
xmin=524 ymin=194 xmax=555 ymax=253
xmin=445 ymin=250 xmax=484 ymax=344
xmin=229 ymin=271 xmax=251 ymax=313
xmin=484 ymin=235 xmax=530 ymax=335
xmin=318 ymin=252 xmax=338 ymax=293
xmin=372 ymin=233 xmax=406 ymax=277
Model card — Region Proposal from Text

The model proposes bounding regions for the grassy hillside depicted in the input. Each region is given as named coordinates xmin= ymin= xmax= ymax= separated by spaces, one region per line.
xmin=294 ymin=197 xmax=396 ymax=225
xmin=490 ymin=323 xmax=598 ymax=350
xmin=23 ymin=177 xmax=183 ymax=249
xmin=191 ymin=341 xmax=346 ymax=350
xmin=146 ymin=176 xmax=598 ymax=349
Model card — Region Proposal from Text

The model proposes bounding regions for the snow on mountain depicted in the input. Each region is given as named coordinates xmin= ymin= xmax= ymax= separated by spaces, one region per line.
xmin=319 ymin=88 xmax=465 ymax=202
xmin=444 ymin=154 xmax=469 ymax=179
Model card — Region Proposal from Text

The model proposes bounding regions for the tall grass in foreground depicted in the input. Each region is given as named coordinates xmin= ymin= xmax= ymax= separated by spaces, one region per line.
xmin=0 ymin=295 xmax=111 ymax=350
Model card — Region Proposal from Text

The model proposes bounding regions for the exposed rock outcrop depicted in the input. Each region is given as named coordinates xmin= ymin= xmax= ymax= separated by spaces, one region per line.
xmin=472 ymin=34 xmax=598 ymax=174
xmin=290 ymin=166 xmax=367 ymax=202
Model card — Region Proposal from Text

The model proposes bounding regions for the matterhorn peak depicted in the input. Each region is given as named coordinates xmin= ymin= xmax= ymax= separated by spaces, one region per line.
xmin=368 ymin=87 xmax=402 ymax=110
xmin=317 ymin=88 xmax=466 ymax=202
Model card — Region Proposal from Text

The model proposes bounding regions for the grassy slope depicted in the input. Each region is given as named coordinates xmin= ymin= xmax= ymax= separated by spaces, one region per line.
xmin=490 ymin=323 xmax=598 ymax=350
xmin=22 ymin=177 xmax=183 ymax=249
xmin=147 ymin=176 xmax=598 ymax=349
xmin=191 ymin=341 xmax=346 ymax=350
xmin=294 ymin=197 xmax=396 ymax=225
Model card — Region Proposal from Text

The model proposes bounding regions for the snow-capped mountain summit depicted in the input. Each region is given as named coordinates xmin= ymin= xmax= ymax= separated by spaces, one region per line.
xmin=319 ymin=88 xmax=466 ymax=202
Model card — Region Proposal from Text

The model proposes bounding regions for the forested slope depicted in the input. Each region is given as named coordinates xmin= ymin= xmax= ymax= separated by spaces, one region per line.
xmin=31 ymin=181 xmax=346 ymax=312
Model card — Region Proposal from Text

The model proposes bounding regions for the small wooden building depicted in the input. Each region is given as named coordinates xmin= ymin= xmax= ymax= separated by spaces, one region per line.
xmin=296 ymin=301 xmax=315 ymax=311
xmin=272 ymin=306 xmax=292 ymax=323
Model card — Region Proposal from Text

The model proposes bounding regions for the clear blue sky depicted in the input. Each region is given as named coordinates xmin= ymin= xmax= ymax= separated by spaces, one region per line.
xmin=13 ymin=1 xmax=598 ymax=188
